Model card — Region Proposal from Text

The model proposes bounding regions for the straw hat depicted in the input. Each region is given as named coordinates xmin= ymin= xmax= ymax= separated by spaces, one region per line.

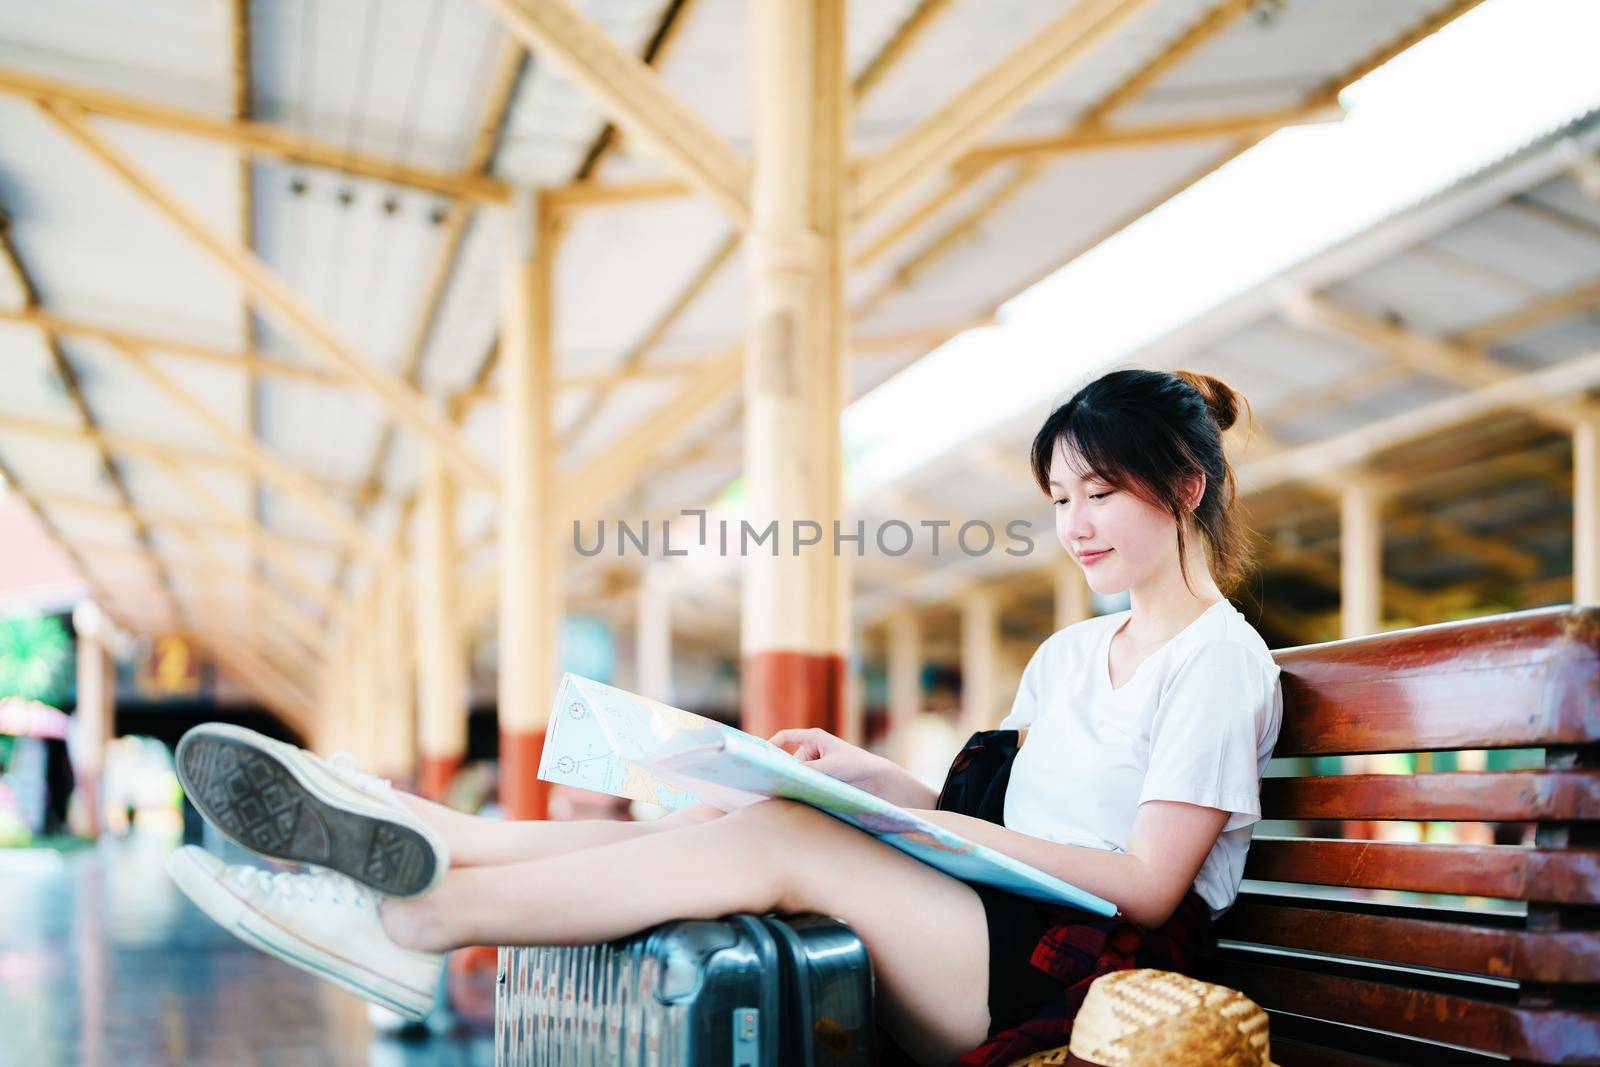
xmin=1010 ymin=969 xmax=1275 ymax=1067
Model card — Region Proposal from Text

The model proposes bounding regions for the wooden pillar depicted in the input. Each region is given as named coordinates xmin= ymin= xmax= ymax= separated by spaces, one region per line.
xmin=68 ymin=600 xmax=113 ymax=837
xmin=959 ymin=588 xmax=998 ymax=737
xmin=1574 ymin=414 xmax=1600 ymax=604
xmin=843 ymin=626 xmax=866 ymax=747
xmin=367 ymin=586 xmax=388 ymax=767
xmin=1054 ymin=559 xmax=1092 ymax=631
xmin=885 ymin=609 xmax=921 ymax=764
xmin=416 ymin=444 xmax=468 ymax=801
xmin=350 ymin=585 xmax=380 ymax=767
xmin=636 ymin=563 xmax=673 ymax=703
xmin=314 ymin=638 xmax=345 ymax=756
xmin=375 ymin=557 xmax=414 ymax=783
xmin=499 ymin=189 xmax=561 ymax=820
xmin=1339 ymin=472 xmax=1386 ymax=839
xmin=740 ymin=0 xmax=850 ymax=739
xmin=324 ymin=620 xmax=353 ymax=755
xmin=1340 ymin=474 xmax=1384 ymax=638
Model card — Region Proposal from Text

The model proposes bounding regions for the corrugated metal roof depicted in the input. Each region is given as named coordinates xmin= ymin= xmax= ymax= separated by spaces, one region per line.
xmin=0 ymin=0 xmax=1537 ymax=678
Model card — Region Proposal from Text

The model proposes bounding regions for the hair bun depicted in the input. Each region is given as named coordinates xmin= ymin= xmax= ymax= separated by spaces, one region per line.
xmin=1175 ymin=370 xmax=1241 ymax=433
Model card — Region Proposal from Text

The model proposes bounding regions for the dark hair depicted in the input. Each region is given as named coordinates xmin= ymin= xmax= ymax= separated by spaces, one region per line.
xmin=1028 ymin=368 xmax=1257 ymax=596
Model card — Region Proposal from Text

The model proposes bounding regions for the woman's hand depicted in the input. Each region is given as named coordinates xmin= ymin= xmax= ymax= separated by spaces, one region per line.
xmin=768 ymin=728 xmax=936 ymax=808
xmin=769 ymin=728 xmax=883 ymax=785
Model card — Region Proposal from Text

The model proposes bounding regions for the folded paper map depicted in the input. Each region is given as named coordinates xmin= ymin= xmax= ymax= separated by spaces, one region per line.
xmin=538 ymin=673 xmax=1116 ymax=915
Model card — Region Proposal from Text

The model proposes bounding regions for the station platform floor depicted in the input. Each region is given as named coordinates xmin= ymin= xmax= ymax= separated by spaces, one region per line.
xmin=0 ymin=827 xmax=495 ymax=1066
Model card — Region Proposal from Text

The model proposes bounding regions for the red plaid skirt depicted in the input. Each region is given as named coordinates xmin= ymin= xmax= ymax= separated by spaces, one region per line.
xmin=893 ymin=728 xmax=1214 ymax=1066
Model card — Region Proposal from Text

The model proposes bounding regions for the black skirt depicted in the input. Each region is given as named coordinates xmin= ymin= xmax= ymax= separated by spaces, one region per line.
xmin=933 ymin=728 xmax=1088 ymax=1037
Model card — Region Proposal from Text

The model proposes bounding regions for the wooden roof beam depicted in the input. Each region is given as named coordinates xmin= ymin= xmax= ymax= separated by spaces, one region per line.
xmin=40 ymin=102 xmax=499 ymax=493
xmin=0 ymin=305 xmax=345 ymax=387
xmin=0 ymin=452 xmax=132 ymax=626
xmin=849 ymin=0 xmax=1259 ymax=276
xmin=855 ymin=0 xmax=1485 ymax=302
xmin=0 ymin=411 xmax=361 ymax=494
xmin=152 ymin=455 xmax=343 ymax=618
xmin=555 ymin=231 xmax=740 ymax=451
xmin=850 ymin=0 xmax=1156 ymax=223
xmin=478 ymin=0 xmax=750 ymax=225
xmin=36 ymin=489 xmax=340 ymax=555
xmin=538 ymin=104 xmax=1343 ymax=212
xmin=101 ymin=340 xmax=388 ymax=561
xmin=0 ymin=65 xmax=508 ymax=204
xmin=531 ymin=0 xmax=953 ymax=214
xmin=1455 ymin=275 xmax=1600 ymax=349
xmin=0 ymin=196 xmax=181 ymax=626
xmin=159 ymin=523 xmax=327 ymax=656
xmin=366 ymin=1 xmax=695 ymax=548
xmin=337 ymin=38 xmax=528 ymax=595
xmin=1279 ymin=290 xmax=1600 ymax=431
xmin=851 ymin=0 xmax=955 ymax=104
xmin=194 ymin=629 xmax=317 ymax=736
xmin=1239 ymin=343 xmax=1600 ymax=494
xmin=83 ymin=539 xmax=327 ymax=652
xmin=169 ymin=601 xmax=317 ymax=679
xmin=1238 ymin=423 xmax=1545 ymax=581
xmin=955 ymin=104 xmax=1345 ymax=169
xmin=560 ymin=344 xmax=743 ymax=521
xmin=1264 ymin=542 xmax=1439 ymax=625
xmin=358 ymin=39 xmax=527 ymax=475
xmin=572 ymin=0 xmax=703 ymax=180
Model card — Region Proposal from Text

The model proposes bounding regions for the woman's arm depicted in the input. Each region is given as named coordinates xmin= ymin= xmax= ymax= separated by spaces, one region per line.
xmin=914 ymin=800 xmax=1228 ymax=928
xmin=862 ymin=729 xmax=1029 ymax=809
xmin=862 ymin=759 xmax=940 ymax=809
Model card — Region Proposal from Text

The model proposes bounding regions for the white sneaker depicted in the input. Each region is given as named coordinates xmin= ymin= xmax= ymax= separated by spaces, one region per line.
xmin=166 ymin=845 xmax=443 ymax=1020
xmin=176 ymin=722 xmax=448 ymax=897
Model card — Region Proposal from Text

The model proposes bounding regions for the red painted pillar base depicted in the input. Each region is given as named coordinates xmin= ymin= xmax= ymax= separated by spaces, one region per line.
xmin=500 ymin=728 xmax=550 ymax=820
xmin=418 ymin=753 xmax=463 ymax=803
xmin=740 ymin=650 xmax=845 ymax=740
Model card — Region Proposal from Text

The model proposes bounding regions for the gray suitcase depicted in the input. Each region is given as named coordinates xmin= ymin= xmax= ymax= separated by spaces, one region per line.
xmin=496 ymin=912 xmax=875 ymax=1066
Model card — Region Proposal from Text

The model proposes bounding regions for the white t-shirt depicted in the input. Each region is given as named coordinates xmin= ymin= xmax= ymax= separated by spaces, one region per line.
xmin=997 ymin=598 xmax=1283 ymax=918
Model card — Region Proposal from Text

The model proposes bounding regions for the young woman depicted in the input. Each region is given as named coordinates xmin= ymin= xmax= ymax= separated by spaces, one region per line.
xmin=167 ymin=367 xmax=1282 ymax=1067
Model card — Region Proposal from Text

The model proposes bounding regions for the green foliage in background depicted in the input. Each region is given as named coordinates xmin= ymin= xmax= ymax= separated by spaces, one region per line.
xmin=0 ymin=611 xmax=73 ymax=705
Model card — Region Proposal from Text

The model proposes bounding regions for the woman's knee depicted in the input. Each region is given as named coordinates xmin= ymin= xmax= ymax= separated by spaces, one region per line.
xmin=720 ymin=800 xmax=849 ymax=912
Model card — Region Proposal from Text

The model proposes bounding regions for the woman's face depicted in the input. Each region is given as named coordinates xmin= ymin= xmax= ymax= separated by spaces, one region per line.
xmin=1047 ymin=442 xmax=1196 ymax=596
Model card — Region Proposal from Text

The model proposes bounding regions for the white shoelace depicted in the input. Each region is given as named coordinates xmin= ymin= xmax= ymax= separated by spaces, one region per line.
xmin=228 ymin=864 xmax=373 ymax=909
xmin=324 ymin=751 xmax=393 ymax=796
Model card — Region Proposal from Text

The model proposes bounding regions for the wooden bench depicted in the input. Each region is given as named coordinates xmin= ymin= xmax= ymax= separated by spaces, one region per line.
xmin=493 ymin=605 xmax=1597 ymax=1065
xmin=1195 ymin=604 xmax=1600 ymax=1066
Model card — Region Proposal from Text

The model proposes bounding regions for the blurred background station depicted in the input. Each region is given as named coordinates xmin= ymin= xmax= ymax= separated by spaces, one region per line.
xmin=0 ymin=0 xmax=1597 ymax=1063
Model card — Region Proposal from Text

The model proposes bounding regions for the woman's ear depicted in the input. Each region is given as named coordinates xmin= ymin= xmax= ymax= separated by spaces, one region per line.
xmin=1185 ymin=472 xmax=1206 ymax=513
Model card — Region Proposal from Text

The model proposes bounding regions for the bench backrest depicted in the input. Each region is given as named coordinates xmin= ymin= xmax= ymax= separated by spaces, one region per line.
xmin=1200 ymin=604 xmax=1600 ymax=1067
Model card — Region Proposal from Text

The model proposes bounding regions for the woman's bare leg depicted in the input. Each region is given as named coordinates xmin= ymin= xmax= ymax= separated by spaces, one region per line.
xmin=393 ymin=791 xmax=724 ymax=867
xmin=381 ymin=798 xmax=990 ymax=1066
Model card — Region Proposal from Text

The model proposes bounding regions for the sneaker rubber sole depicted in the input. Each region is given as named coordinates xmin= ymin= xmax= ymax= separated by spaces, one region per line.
xmin=176 ymin=726 xmax=443 ymax=898
xmin=164 ymin=847 xmax=436 ymax=1020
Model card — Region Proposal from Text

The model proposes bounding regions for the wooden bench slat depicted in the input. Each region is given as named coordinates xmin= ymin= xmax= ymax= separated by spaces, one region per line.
xmin=1206 ymin=957 xmax=1600 ymax=1063
xmin=1269 ymin=605 xmax=1599 ymax=756
xmin=1216 ymin=898 xmax=1600 ymax=982
xmin=1260 ymin=769 xmax=1600 ymax=822
xmin=1233 ymin=890 xmax=1524 ymax=930
xmin=1266 ymin=1015 xmax=1514 ymax=1067
xmin=1244 ymin=838 xmax=1600 ymax=902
